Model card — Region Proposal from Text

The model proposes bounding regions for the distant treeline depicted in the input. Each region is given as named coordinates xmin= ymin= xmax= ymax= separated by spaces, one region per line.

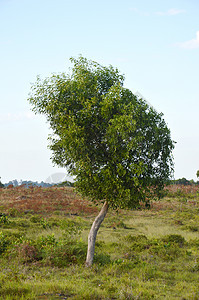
xmin=0 ymin=178 xmax=198 ymax=188
xmin=1 ymin=179 xmax=74 ymax=188
xmin=169 ymin=178 xmax=199 ymax=186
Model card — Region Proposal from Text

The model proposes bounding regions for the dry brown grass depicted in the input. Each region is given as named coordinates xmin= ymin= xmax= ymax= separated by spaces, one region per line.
xmin=0 ymin=186 xmax=98 ymax=216
xmin=165 ymin=184 xmax=199 ymax=196
xmin=1 ymin=184 xmax=198 ymax=217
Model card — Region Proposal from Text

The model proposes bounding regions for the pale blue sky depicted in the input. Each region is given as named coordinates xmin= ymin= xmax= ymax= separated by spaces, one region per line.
xmin=0 ymin=0 xmax=199 ymax=183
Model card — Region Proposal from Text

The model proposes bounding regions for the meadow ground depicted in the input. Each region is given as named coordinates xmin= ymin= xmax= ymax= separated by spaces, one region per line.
xmin=0 ymin=185 xmax=199 ymax=299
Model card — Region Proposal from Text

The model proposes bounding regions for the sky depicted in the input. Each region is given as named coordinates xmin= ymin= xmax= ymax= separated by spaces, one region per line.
xmin=0 ymin=0 xmax=199 ymax=183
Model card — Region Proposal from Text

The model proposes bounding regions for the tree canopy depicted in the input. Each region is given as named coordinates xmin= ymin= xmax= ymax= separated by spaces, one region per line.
xmin=28 ymin=56 xmax=174 ymax=210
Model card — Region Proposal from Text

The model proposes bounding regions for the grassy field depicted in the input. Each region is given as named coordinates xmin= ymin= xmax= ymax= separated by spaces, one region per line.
xmin=0 ymin=185 xmax=199 ymax=299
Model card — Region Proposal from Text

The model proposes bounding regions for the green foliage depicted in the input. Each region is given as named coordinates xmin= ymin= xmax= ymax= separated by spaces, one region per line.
xmin=120 ymin=234 xmax=187 ymax=262
xmin=29 ymin=215 xmax=42 ymax=223
xmin=29 ymin=215 xmax=51 ymax=229
xmin=170 ymin=177 xmax=199 ymax=185
xmin=93 ymin=252 xmax=111 ymax=266
xmin=15 ymin=235 xmax=87 ymax=267
xmin=39 ymin=218 xmax=51 ymax=229
xmin=125 ymin=234 xmax=148 ymax=243
xmin=105 ymin=216 xmax=128 ymax=229
xmin=28 ymin=56 xmax=174 ymax=209
xmin=45 ymin=240 xmax=87 ymax=267
xmin=171 ymin=177 xmax=193 ymax=185
xmin=0 ymin=214 xmax=10 ymax=225
xmin=0 ymin=232 xmax=9 ymax=254
xmin=60 ymin=219 xmax=82 ymax=238
xmin=161 ymin=234 xmax=185 ymax=245
xmin=197 ymin=170 xmax=199 ymax=178
xmin=56 ymin=180 xmax=74 ymax=187
xmin=0 ymin=215 xmax=86 ymax=267
xmin=36 ymin=233 xmax=58 ymax=249
xmin=124 ymin=234 xmax=150 ymax=252
xmin=148 ymin=240 xmax=184 ymax=261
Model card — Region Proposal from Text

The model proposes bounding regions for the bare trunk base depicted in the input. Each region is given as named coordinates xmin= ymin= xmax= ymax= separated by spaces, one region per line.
xmin=85 ymin=201 xmax=109 ymax=267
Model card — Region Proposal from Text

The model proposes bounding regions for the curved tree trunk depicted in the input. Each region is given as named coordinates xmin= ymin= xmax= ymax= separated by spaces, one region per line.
xmin=85 ymin=201 xmax=109 ymax=267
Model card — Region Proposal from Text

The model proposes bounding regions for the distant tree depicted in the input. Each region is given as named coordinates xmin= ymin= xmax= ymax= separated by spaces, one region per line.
xmin=12 ymin=179 xmax=19 ymax=187
xmin=197 ymin=170 xmax=199 ymax=178
xmin=4 ymin=180 xmax=53 ymax=188
xmin=0 ymin=177 xmax=4 ymax=188
xmin=174 ymin=178 xmax=191 ymax=186
xmin=57 ymin=180 xmax=74 ymax=187
xmin=28 ymin=56 xmax=175 ymax=266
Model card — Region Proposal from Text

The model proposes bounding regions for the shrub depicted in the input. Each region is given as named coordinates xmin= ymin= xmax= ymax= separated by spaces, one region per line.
xmin=18 ymin=243 xmax=39 ymax=263
xmin=0 ymin=177 xmax=4 ymax=188
xmin=43 ymin=240 xmax=87 ymax=267
xmin=0 ymin=232 xmax=9 ymax=254
xmin=94 ymin=252 xmax=111 ymax=265
xmin=161 ymin=234 xmax=185 ymax=246
xmin=125 ymin=235 xmax=150 ymax=252
xmin=149 ymin=239 xmax=184 ymax=261
xmin=30 ymin=215 xmax=42 ymax=223
xmin=0 ymin=214 xmax=10 ymax=225
xmin=36 ymin=234 xmax=58 ymax=250
xmin=60 ymin=219 xmax=82 ymax=238
xmin=187 ymin=225 xmax=199 ymax=232
xmin=34 ymin=233 xmax=87 ymax=267
xmin=125 ymin=234 xmax=148 ymax=243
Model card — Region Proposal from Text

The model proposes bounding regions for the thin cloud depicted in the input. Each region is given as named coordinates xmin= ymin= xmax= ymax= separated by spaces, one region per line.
xmin=156 ymin=8 xmax=186 ymax=16
xmin=176 ymin=31 xmax=199 ymax=49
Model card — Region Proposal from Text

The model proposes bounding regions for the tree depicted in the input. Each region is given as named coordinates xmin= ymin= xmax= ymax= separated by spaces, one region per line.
xmin=28 ymin=56 xmax=175 ymax=266
xmin=197 ymin=170 xmax=199 ymax=178
xmin=174 ymin=178 xmax=191 ymax=186
xmin=0 ymin=177 xmax=4 ymax=188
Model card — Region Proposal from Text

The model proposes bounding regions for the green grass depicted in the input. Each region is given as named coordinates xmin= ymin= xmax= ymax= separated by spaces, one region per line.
xmin=0 ymin=186 xmax=199 ymax=299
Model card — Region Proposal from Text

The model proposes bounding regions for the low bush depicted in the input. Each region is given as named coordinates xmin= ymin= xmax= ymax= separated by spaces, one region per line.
xmin=161 ymin=234 xmax=185 ymax=246
xmin=42 ymin=239 xmax=87 ymax=267
xmin=0 ymin=232 xmax=9 ymax=254
xmin=149 ymin=241 xmax=183 ymax=261
xmin=0 ymin=214 xmax=10 ymax=225
xmin=93 ymin=252 xmax=111 ymax=266
xmin=60 ymin=219 xmax=83 ymax=238
xmin=18 ymin=243 xmax=39 ymax=263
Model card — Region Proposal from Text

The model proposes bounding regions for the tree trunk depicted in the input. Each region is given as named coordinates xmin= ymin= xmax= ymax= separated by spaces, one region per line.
xmin=85 ymin=201 xmax=109 ymax=267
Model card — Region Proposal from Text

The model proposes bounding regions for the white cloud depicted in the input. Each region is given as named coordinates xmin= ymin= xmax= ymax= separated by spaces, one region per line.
xmin=0 ymin=111 xmax=37 ymax=123
xmin=176 ymin=31 xmax=199 ymax=49
xmin=156 ymin=8 xmax=186 ymax=16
